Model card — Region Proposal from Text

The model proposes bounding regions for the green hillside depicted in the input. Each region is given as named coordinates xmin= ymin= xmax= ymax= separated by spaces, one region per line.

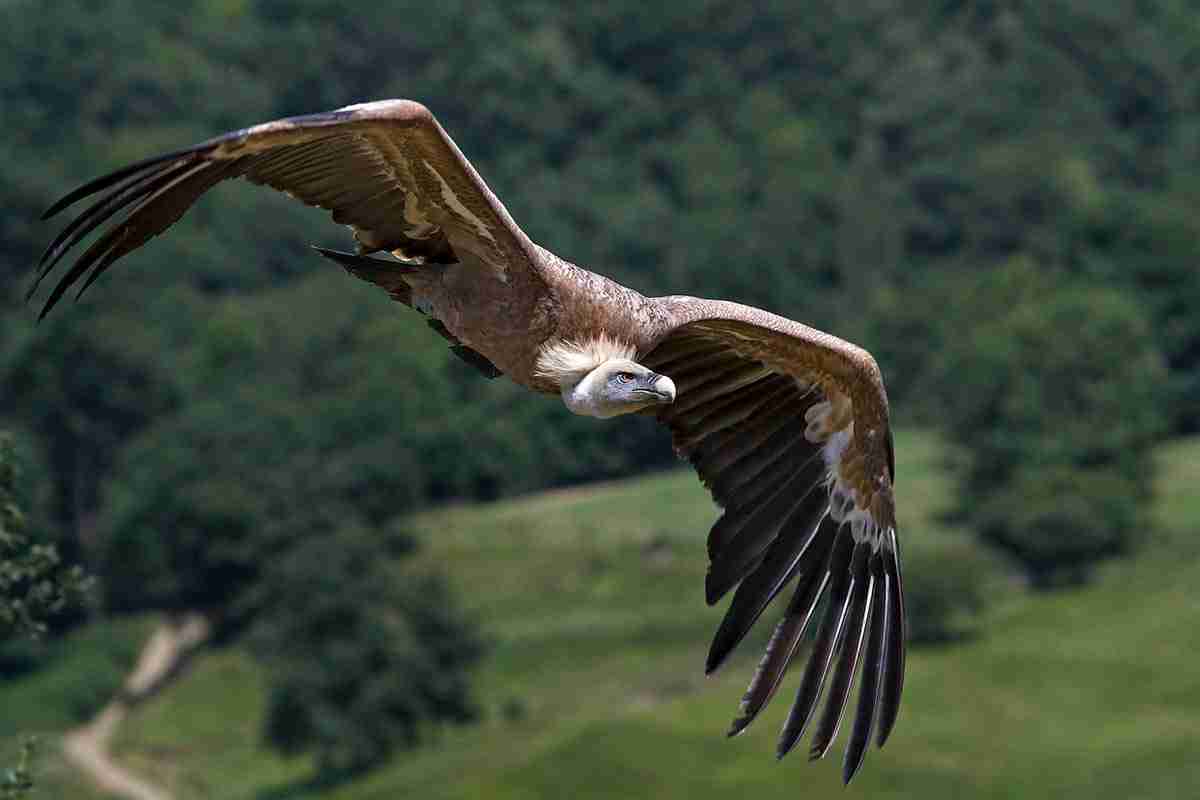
xmin=4 ymin=4 xmax=1200 ymax=798
xmin=4 ymin=430 xmax=1198 ymax=798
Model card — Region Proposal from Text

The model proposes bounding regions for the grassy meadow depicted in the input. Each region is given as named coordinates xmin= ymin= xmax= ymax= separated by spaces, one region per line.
xmin=3 ymin=429 xmax=1199 ymax=798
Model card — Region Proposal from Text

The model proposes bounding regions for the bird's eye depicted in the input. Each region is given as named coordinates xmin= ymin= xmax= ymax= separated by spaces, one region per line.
xmin=616 ymin=371 xmax=635 ymax=384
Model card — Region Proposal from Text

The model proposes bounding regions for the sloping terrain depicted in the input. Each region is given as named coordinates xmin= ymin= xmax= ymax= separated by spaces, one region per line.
xmin=4 ymin=431 xmax=1198 ymax=798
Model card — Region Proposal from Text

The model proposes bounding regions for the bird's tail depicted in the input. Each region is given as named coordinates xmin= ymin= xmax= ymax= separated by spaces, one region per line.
xmin=311 ymin=246 xmax=417 ymax=306
xmin=314 ymin=245 xmax=504 ymax=380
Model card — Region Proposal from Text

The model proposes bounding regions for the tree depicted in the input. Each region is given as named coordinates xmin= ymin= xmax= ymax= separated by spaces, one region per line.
xmin=6 ymin=0 xmax=1200 ymax=531
xmin=249 ymin=521 xmax=485 ymax=777
xmin=901 ymin=530 xmax=1005 ymax=643
xmin=84 ymin=279 xmax=494 ymax=776
xmin=0 ymin=433 xmax=89 ymax=643
xmin=1 ymin=432 xmax=89 ymax=799
xmin=3 ymin=2 xmax=1200 ymax=784
xmin=941 ymin=263 xmax=1167 ymax=585
xmin=3 ymin=315 xmax=180 ymax=571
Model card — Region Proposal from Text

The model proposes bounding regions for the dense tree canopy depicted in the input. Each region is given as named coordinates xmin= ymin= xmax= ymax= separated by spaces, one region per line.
xmin=1 ymin=2 xmax=1196 ymax=764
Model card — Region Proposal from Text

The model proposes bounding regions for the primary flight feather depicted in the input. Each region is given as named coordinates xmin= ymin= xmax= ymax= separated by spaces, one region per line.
xmin=32 ymin=99 xmax=905 ymax=783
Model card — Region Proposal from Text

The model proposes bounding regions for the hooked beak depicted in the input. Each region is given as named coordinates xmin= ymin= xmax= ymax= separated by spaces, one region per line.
xmin=642 ymin=374 xmax=676 ymax=405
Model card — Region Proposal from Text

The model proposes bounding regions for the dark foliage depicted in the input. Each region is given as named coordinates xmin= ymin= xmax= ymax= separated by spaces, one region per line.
xmin=249 ymin=524 xmax=485 ymax=775
xmin=0 ymin=434 xmax=89 ymax=643
xmin=0 ymin=1 xmax=1195 ymax=781
xmin=2 ymin=1 xmax=1193 ymax=595
xmin=940 ymin=265 xmax=1167 ymax=585
xmin=1 ymin=432 xmax=90 ymax=799
xmin=902 ymin=532 xmax=1006 ymax=643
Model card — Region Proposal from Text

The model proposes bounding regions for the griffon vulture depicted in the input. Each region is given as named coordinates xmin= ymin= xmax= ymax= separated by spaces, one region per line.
xmin=31 ymin=99 xmax=905 ymax=783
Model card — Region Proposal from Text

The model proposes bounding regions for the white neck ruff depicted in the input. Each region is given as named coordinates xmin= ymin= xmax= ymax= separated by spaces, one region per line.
xmin=534 ymin=335 xmax=638 ymax=387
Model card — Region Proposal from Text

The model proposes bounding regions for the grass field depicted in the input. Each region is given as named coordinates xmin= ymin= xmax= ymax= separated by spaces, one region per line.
xmin=4 ymin=430 xmax=1200 ymax=798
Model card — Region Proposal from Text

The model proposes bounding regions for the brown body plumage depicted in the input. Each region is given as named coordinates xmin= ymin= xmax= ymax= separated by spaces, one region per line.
xmin=31 ymin=99 xmax=905 ymax=784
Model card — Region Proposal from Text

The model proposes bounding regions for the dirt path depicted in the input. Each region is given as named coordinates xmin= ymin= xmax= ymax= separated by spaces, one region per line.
xmin=63 ymin=613 xmax=211 ymax=800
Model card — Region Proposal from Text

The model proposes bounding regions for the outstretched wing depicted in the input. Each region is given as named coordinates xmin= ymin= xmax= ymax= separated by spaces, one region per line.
xmin=31 ymin=99 xmax=547 ymax=318
xmin=641 ymin=297 xmax=904 ymax=784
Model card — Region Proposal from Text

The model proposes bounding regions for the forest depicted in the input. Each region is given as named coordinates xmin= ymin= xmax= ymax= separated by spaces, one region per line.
xmin=2 ymin=0 xmax=1199 ymax=797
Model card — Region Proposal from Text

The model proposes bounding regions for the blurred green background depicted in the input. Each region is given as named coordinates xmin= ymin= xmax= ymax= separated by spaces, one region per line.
xmin=2 ymin=1 xmax=1199 ymax=797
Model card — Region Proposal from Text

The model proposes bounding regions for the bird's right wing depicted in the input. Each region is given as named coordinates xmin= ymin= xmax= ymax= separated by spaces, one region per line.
xmin=641 ymin=298 xmax=905 ymax=783
xmin=32 ymin=99 xmax=548 ymax=318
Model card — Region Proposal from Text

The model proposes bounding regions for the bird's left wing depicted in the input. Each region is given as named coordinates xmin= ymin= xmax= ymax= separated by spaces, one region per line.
xmin=641 ymin=298 xmax=904 ymax=783
xmin=30 ymin=99 xmax=548 ymax=318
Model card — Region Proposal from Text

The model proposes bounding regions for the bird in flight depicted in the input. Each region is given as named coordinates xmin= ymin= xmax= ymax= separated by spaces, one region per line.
xmin=31 ymin=99 xmax=905 ymax=783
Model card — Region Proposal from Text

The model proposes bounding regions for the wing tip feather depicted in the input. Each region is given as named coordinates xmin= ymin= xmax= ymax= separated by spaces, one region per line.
xmin=703 ymin=572 xmax=722 ymax=607
xmin=40 ymin=146 xmax=203 ymax=220
xmin=726 ymin=521 xmax=902 ymax=782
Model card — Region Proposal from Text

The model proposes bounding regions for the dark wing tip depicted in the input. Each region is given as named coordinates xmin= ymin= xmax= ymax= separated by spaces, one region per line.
xmin=36 ymin=297 xmax=55 ymax=322
xmin=41 ymin=188 xmax=89 ymax=220
xmin=874 ymin=529 xmax=906 ymax=749
xmin=806 ymin=544 xmax=873 ymax=763
xmin=774 ymin=533 xmax=855 ymax=759
xmin=706 ymin=506 xmax=831 ymax=677
xmin=40 ymin=145 xmax=203 ymax=220
xmin=704 ymin=571 xmax=724 ymax=606
xmin=722 ymin=526 xmax=836 ymax=741
xmin=842 ymin=759 xmax=863 ymax=786
xmin=841 ymin=551 xmax=889 ymax=784
xmin=34 ymin=154 xmax=242 ymax=321
xmin=732 ymin=522 xmax=904 ymax=783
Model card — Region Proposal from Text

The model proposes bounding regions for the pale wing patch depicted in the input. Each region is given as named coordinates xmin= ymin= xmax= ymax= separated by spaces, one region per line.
xmin=344 ymin=133 xmax=443 ymax=248
xmin=804 ymin=399 xmax=889 ymax=552
xmin=334 ymin=100 xmax=390 ymax=113
xmin=401 ymin=192 xmax=439 ymax=239
xmin=416 ymin=158 xmax=504 ymax=280
xmin=348 ymin=133 xmax=434 ymax=237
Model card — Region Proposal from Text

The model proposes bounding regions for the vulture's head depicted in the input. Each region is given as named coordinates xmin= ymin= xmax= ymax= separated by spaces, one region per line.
xmin=568 ymin=358 xmax=676 ymax=418
xmin=535 ymin=337 xmax=676 ymax=419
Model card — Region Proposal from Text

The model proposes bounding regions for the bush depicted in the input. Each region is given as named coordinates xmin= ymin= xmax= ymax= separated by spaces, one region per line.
xmin=902 ymin=531 xmax=1007 ymax=644
xmin=0 ymin=433 xmax=89 ymax=644
xmin=940 ymin=263 xmax=1168 ymax=586
xmin=0 ymin=430 xmax=93 ymax=799
xmin=974 ymin=465 xmax=1145 ymax=587
xmin=249 ymin=523 xmax=485 ymax=776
